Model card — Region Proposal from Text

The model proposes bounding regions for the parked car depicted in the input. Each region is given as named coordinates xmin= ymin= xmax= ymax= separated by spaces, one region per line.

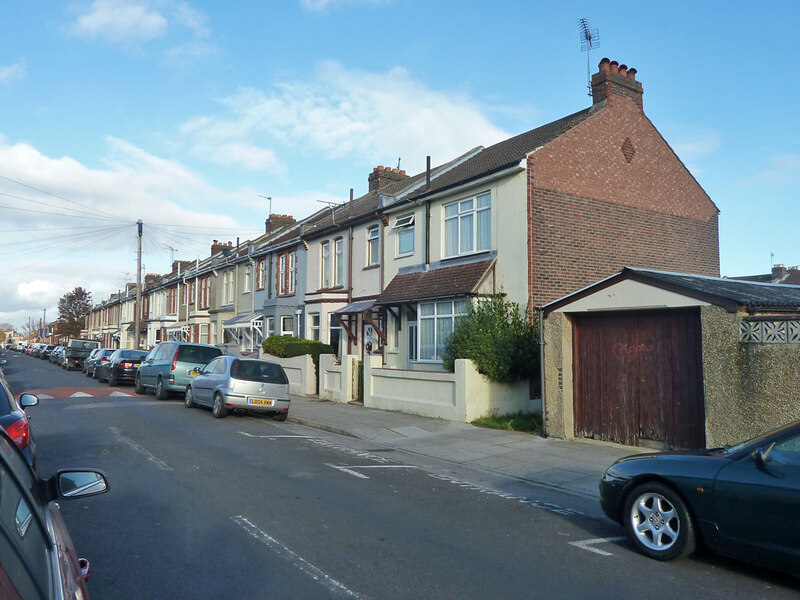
xmin=136 ymin=342 xmax=222 ymax=400
xmin=96 ymin=349 xmax=148 ymax=386
xmin=600 ymin=419 xmax=800 ymax=574
xmin=0 ymin=425 xmax=108 ymax=599
xmin=64 ymin=338 xmax=101 ymax=370
xmin=0 ymin=359 xmax=38 ymax=467
xmin=83 ymin=348 xmax=101 ymax=375
xmin=39 ymin=344 xmax=56 ymax=360
xmin=88 ymin=348 xmax=115 ymax=379
xmin=49 ymin=346 xmax=64 ymax=364
xmin=185 ymin=356 xmax=290 ymax=420
xmin=29 ymin=344 xmax=42 ymax=358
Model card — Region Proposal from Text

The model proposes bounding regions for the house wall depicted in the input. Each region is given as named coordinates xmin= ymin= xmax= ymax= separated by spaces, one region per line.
xmin=701 ymin=306 xmax=800 ymax=447
xmin=528 ymin=96 xmax=720 ymax=306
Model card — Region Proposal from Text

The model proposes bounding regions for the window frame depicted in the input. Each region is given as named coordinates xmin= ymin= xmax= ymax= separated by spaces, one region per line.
xmin=366 ymin=225 xmax=380 ymax=267
xmin=417 ymin=299 xmax=468 ymax=362
xmin=321 ymin=241 xmax=331 ymax=288
xmin=443 ymin=192 xmax=491 ymax=258
xmin=393 ymin=213 xmax=415 ymax=257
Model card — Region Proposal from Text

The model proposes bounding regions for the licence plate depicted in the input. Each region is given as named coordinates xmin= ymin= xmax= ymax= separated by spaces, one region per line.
xmin=248 ymin=397 xmax=275 ymax=406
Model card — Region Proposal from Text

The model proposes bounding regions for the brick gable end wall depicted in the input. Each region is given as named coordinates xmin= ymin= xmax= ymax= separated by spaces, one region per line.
xmin=527 ymin=100 xmax=720 ymax=306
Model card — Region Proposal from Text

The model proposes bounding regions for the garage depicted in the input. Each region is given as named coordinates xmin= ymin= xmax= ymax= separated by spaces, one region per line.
xmin=573 ymin=309 xmax=704 ymax=448
xmin=542 ymin=267 xmax=800 ymax=450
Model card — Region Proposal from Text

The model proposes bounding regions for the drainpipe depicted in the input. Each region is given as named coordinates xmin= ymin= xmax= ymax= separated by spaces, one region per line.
xmin=538 ymin=306 xmax=547 ymax=438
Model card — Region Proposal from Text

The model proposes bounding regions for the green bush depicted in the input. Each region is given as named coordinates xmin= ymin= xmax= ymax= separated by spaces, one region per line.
xmin=261 ymin=335 xmax=294 ymax=357
xmin=284 ymin=339 xmax=335 ymax=366
xmin=441 ymin=295 xmax=539 ymax=383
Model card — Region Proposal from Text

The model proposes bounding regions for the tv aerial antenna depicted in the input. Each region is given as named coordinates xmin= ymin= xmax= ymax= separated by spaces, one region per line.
xmin=578 ymin=18 xmax=599 ymax=95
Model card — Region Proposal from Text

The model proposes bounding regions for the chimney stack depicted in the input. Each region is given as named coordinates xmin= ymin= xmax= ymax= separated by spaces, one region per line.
xmin=368 ymin=165 xmax=409 ymax=192
xmin=772 ymin=264 xmax=788 ymax=282
xmin=591 ymin=57 xmax=643 ymax=110
xmin=265 ymin=213 xmax=296 ymax=233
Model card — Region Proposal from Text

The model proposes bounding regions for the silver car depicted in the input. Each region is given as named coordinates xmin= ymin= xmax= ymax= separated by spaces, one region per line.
xmin=185 ymin=356 xmax=290 ymax=420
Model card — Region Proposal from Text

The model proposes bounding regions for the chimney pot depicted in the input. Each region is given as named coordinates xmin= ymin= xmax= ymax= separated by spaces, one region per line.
xmin=627 ymin=67 xmax=637 ymax=80
xmin=599 ymin=57 xmax=611 ymax=71
xmin=610 ymin=60 xmax=619 ymax=74
xmin=618 ymin=64 xmax=628 ymax=77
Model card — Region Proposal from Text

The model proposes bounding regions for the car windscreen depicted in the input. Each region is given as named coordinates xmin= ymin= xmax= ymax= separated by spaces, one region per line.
xmin=119 ymin=350 xmax=148 ymax=360
xmin=176 ymin=346 xmax=222 ymax=364
xmin=69 ymin=340 xmax=100 ymax=349
xmin=231 ymin=360 xmax=288 ymax=384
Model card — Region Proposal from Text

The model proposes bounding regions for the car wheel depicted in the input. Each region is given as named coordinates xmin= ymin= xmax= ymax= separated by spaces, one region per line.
xmin=155 ymin=378 xmax=169 ymax=400
xmin=184 ymin=387 xmax=195 ymax=408
xmin=84 ymin=366 xmax=91 ymax=377
xmin=135 ymin=374 xmax=145 ymax=395
xmin=108 ymin=373 xmax=117 ymax=387
xmin=623 ymin=482 xmax=696 ymax=561
xmin=272 ymin=411 xmax=288 ymax=422
xmin=97 ymin=370 xmax=106 ymax=383
xmin=212 ymin=394 xmax=227 ymax=419
xmin=92 ymin=367 xmax=98 ymax=379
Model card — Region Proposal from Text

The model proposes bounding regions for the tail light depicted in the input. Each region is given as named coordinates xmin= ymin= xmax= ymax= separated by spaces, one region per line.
xmin=171 ymin=348 xmax=180 ymax=371
xmin=121 ymin=362 xmax=132 ymax=368
xmin=5 ymin=417 xmax=30 ymax=450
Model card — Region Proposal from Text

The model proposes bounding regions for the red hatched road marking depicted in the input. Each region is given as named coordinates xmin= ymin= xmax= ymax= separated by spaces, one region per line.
xmin=22 ymin=388 xmax=136 ymax=398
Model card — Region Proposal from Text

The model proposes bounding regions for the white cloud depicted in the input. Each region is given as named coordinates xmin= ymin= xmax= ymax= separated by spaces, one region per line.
xmin=661 ymin=125 xmax=721 ymax=175
xmin=746 ymin=154 xmax=800 ymax=187
xmin=300 ymin=0 xmax=392 ymax=11
xmin=179 ymin=61 xmax=509 ymax=175
xmin=0 ymin=59 xmax=26 ymax=85
xmin=66 ymin=0 xmax=211 ymax=49
xmin=68 ymin=0 xmax=168 ymax=43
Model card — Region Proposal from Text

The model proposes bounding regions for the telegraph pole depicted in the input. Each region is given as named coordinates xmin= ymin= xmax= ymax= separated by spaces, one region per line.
xmin=135 ymin=220 xmax=143 ymax=349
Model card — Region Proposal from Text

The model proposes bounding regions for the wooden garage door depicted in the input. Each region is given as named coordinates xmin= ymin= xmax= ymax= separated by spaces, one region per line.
xmin=573 ymin=309 xmax=705 ymax=449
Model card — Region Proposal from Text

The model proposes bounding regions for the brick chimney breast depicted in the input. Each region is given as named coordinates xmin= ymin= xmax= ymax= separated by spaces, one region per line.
xmin=591 ymin=57 xmax=644 ymax=110
xmin=368 ymin=165 xmax=410 ymax=192
xmin=265 ymin=213 xmax=296 ymax=233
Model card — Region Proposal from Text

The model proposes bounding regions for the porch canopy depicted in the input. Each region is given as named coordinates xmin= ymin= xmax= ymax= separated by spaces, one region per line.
xmin=333 ymin=300 xmax=382 ymax=344
xmin=222 ymin=312 xmax=265 ymax=350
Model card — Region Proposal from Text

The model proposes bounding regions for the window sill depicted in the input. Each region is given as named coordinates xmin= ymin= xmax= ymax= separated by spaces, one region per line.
xmin=441 ymin=249 xmax=492 ymax=262
xmin=362 ymin=264 xmax=380 ymax=271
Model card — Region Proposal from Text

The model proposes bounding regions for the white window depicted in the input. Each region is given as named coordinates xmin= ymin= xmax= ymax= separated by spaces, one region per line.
xmin=367 ymin=226 xmax=380 ymax=266
xmin=393 ymin=214 xmax=415 ymax=257
xmin=278 ymin=254 xmax=287 ymax=295
xmin=289 ymin=251 xmax=296 ymax=294
xmin=444 ymin=192 xmax=491 ymax=258
xmin=265 ymin=316 xmax=274 ymax=337
xmin=321 ymin=241 xmax=331 ymax=288
xmin=334 ymin=238 xmax=344 ymax=286
xmin=418 ymin=299 xmax=468 ymax=361
xmin=280 ymin=316 xmax=293 ymax=336
xmin=408 ymin=319 xmax=418 ymax=361
xmin=257 ymin=259 xmax=266 ymax=290
xmin=244 ymin=265 xmax=251 ymax=293
xmin=310 ymin=313 xmax=320 ymax=341
xmin=329 ymin=314 xmax=342 ymax=356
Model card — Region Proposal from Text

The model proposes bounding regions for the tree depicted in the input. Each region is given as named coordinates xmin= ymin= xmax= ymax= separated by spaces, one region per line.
xmin=56 ymin=287 xmax=92 ymax=338
xmin=21 ymin=317 xmax=37 ymax=337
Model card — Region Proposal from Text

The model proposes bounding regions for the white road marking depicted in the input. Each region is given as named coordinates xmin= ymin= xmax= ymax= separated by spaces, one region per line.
xmin=110 ymin=391 xmax=134 ymax=397
xmin=568 ymin=537 xmax=625 ymax=556
xmin=37 ymin=394 xmax=54 ymax=400
xmin=109 ymin=426 xmax=172 ymax=471
xmin=428 ymin=474 xmax=584 ymax=516
xmin=326 ymin=464 xmax=370 ymax=479
xmin=69 ymin=392 xmax=93 ymax=397
xmin=325 ymin=464 xmax=417 ymax=479
xmin=239 ymin=432 xmax=315 ymax=439
xmin=231 ymin=516 xmax=362 ymax=599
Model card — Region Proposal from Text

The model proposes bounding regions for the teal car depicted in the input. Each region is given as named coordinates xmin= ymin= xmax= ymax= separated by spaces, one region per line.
xmin=135 ymin=342 xmax=222 ymax=400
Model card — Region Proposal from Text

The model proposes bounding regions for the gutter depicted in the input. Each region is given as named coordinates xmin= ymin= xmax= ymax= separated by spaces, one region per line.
xmin=414 ymin=161 xmax=526 ymax=205
xmin=538 ymin=306 xmax=546 ymax=438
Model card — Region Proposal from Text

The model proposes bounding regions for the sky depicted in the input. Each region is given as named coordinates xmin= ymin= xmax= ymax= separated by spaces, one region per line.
xmin=1 ymin=0 xmax=798 ymax=331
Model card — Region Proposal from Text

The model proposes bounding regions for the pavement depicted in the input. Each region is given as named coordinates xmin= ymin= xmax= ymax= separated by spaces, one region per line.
xmin=286 ymin=395 xmax=639 ymax=500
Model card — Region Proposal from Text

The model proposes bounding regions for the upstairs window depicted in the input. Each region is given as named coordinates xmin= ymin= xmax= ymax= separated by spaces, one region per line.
xmin=334 ymin=238 xmax=344 ymax=286
xmin=367 ymin=226 xmax=380 ymax=266
xmin=393 ymin=214 xmax=414 ymax=257
xmin=444 ymin=192 xmax=491 ymax=258
xmin=321 ymin=241 xmax=331 ymax=288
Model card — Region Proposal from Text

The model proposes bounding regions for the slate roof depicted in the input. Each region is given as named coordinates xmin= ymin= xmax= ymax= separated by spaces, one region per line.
xmin=377 ymin=259 xmax=496 ymax=304
xmin=544 ymin=267 xmax=800 ymax=314
xmin=407 ymin=107 xmax=594 ymax=201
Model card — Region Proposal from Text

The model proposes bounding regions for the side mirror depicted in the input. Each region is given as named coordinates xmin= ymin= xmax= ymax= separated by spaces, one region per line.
xmin=19 ymin=393 xmax=38 ymax=409
xmin=0 ymin=359 xmax=6 ymax=366
xmin=55 ymin=470 xmax=109 ymax=498
xmin=754 ymin=442 xmax=776 ymax=466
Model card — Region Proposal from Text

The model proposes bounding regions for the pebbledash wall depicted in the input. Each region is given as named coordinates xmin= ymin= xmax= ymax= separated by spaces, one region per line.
xmin=702 ymin=306 xmax=800 ymax=447
xmin=527 ymin=63 xmax=719 ymax=306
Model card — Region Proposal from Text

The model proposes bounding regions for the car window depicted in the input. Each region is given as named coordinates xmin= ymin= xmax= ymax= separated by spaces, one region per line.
xmin=203 ymin=358 xmax=220 ymax=373
xmin=177 ymin=345 xmax=222 ymax=364
xmin=0 ymin=379 xmax=12 ymax=414
xmin=154 ymin=344 xmax=171 ymax=361
xmin=231 ymin=360 xmax=289 ymax=384
xmin=770 ymin=434 xmax=800 ymax=466
xmin=145 ymin=348 xmax=158 ymax=361
xmin=214 ymin=359 xmax=228 ymax=374
xmin=0 ymin=437 xmax=51 ymax=600
xmin=119 ymin=350 xmax=147 ymax=360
